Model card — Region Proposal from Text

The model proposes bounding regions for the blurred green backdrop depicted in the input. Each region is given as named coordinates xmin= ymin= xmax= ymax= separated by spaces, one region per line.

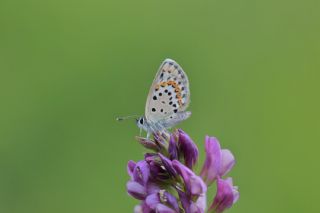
xmin=0 ymin=0 xmax=319 ymax=212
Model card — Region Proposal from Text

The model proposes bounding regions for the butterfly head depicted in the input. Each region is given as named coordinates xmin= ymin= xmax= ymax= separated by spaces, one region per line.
xmin=136 ymin=116 xmax=146 ymax=129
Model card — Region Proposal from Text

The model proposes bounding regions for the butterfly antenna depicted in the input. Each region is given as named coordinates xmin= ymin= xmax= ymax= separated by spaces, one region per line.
xmin=116 ymin=115 xmax=139 ymax=122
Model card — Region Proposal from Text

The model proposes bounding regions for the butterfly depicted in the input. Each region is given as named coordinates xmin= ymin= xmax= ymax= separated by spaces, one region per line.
xmin=136 ymin=58 xmax=191 ymax=137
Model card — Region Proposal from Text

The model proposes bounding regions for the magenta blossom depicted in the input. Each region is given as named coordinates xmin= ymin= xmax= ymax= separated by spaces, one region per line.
xmin=177 ymin=129 xmax=199 ymax=169
xmin=200 ymin=136 xmax=235 ymax=186
xmin=208 ymin=178 xmax=239 ymax=213
xmin=145 ymin=190 xmax=180 ymax=212
xmin=172 ymin=160 xmax=207 ymax=197
xmin=126 ymin=130 xmax=239 ymax=213
xmin=168 ymin=129 xmax=199 ymax=170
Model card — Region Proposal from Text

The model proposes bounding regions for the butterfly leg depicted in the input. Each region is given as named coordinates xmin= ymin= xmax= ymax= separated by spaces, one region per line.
xmin=146 ymin=131 xmax=151 ymax=139
xmin=153 ymin=122 xmax=169 ymax=139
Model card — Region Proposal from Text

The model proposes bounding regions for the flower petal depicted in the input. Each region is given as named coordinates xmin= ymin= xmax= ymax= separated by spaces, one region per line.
xmin=135 ymin=136 xmax=159 ymax=152
xmin=168 ymin=133 xmax=178 ymax=160
xmin=145 ymin=190 xmax=180 ymax=212
xmin=133 ymin=160 xmax=150 ymax=186
xmin=146 ymin=181 xmax=161 ymax=195
xmin=177 ymin=190 xmax=192 ymax=213
xmin=178 ymin=129 xmax=199 ymax=169
xmin=172 ymin=160 xmax=206 ymax=197
xmin=155 ymin=204 xmax=176 ymax=213
xmin=159 ymin=153 xmax=178 ymax=178
xmin=189 ymin=175 xmax=207 ymax=197
xmin=220 ymin=149 xmax=235 ymax=177
xmin=195 ymin=193 xmax=207 ymax=212
xmin=200 ymin=136 xmax=222 ymax=186
xmin=163 ymin=191 xmax=180 ymax=212
xmin=127 ymin=181 xmax=147 ymax=200
xmin=208 ymin=177 xmax=239 ymax=213
xmin=189 ymin=203 xmax=203 ymax=213
xmin=145 ymin=193 xmax=160 ymax=209
xmin=127 ymin=160 xmax=136 ymax=178
xmin=134 ymin=204 xmax=143 ymax=213
xmin=177 ymin=190 xmax=206 ymax=213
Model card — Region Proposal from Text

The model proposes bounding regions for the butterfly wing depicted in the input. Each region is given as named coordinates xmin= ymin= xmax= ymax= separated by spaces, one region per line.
xmin=145 ymin=58 xmax=190 ymax=128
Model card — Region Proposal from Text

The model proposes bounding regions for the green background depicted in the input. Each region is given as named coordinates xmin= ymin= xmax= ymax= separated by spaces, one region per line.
xmin=0 ymin=0 xmax=319 ymax=212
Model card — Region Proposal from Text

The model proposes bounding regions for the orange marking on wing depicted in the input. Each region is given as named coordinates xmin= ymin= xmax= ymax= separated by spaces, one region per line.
xmin=160 ymin=82 xmax=167 ymax=87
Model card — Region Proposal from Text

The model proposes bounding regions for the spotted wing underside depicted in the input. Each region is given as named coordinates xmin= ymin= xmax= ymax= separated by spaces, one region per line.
xmin=145 ymin=59 xmax=190 ymax=126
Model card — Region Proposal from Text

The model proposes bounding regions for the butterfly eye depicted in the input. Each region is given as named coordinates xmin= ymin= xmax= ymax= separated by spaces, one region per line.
xmin=139 ymin=118 xmax=144 ymax=125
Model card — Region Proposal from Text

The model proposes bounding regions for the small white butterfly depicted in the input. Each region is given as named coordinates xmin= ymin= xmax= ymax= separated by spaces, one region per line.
xmin=136 ymin=58 xmax=191 ymax=137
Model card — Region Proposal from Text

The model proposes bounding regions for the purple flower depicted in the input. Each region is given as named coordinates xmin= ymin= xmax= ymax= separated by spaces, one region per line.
xmin=135 ymin=136 xmax=159 ymax=152
xmin=145 ymin=154 xmax=172 ymax=181
xmin=127 ymin=180 xmax=161 ymax=201
xmin=173 ymin=160 xmax=207 ymax=197
xmin=220 ymin=150 xmax=235 ymax=177
xmin=134 ymin=204 xmax=142 ymax=213
xmin=127 ymin=131 xmax=239 ymax=213
xmin=127 ymin=181 xmax=147 ymax=200
xmin=177 ymin=129 xmax=199 ymax=169
xmin=134 ymin=201 xmax=152 ymax=213
xmin=168 ymin=133 xmax=179 ymax=160
xmin=177 ymin=190 xmax=206 ymax=213
xmin=155 ymin=204 xmax=176 ymax=213
xmin=158 ymin=153 xmax=178 ymax=178
xmin=145 ymin=190 xmax=180 ymax=212
xmin=133 ymin=160 xmax=150 ymax=186
xmin=200 ymin=136 xmax=235 ymax=186
xmin=195 ymin=193 xmax=207 ymax=213
xmin=208 ymin=177 xmax=239 ymax=213
xmin=127 ymin=160 xmax=161 ymax=200
xmin=153 ymin=132 xmax=168 ymax=151
xmin=127 ymin=160 xmax=136 ymax=177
